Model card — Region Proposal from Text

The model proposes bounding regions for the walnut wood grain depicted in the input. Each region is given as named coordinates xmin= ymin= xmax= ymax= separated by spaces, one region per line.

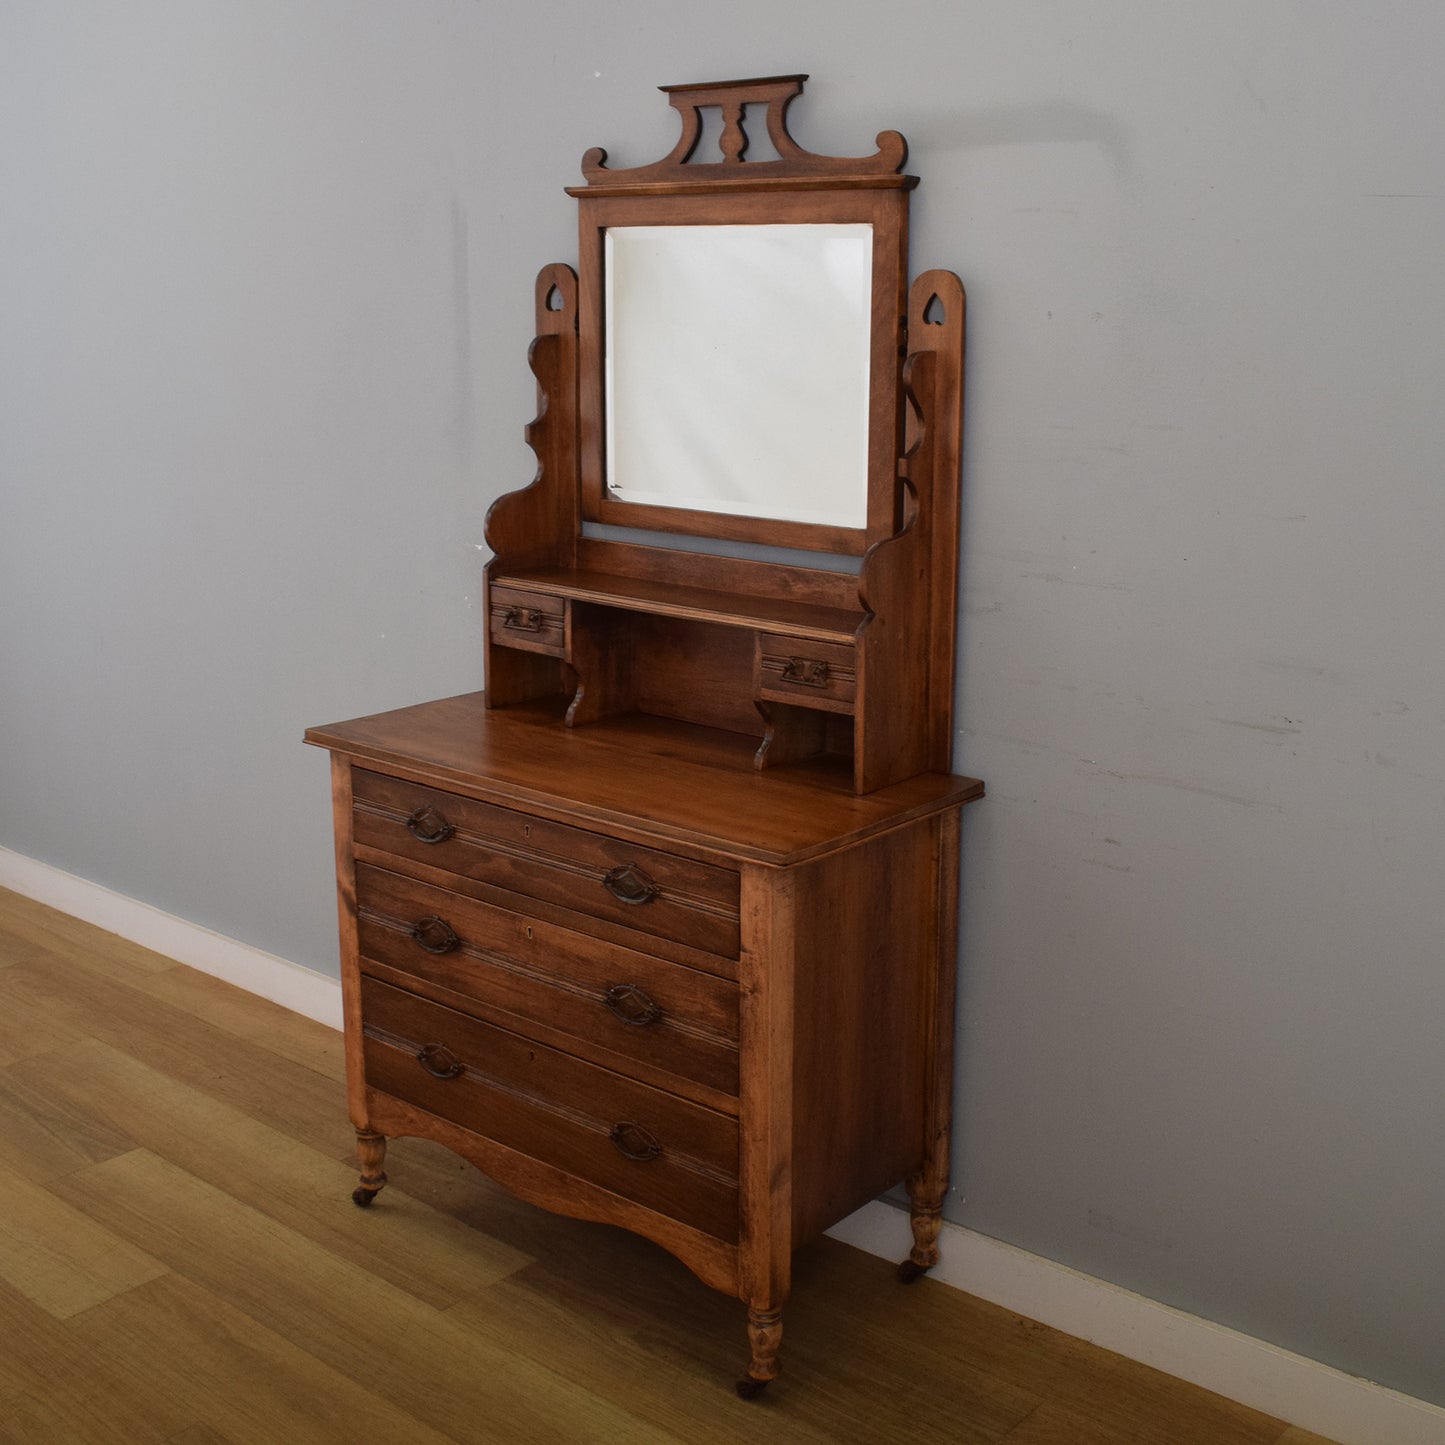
xmin=575 ymin=535 xmax=860 ymax=613
xmin=306 ymin=693 xmax=983 ymax=868
xmin=908 ymin=270 xmax=966 ymax=771
xmin=494 ymin=564 xmax=863 ymax=643
xmin=353 ymin=860 xmax=740 ymax=1101
xmin=350 ymin=838 xmax=739 ymax=980
xmin=329 ymin=754 xmax=368 ymax=1129
xmin=575 ymin=75 xmax=911 ymax=191
xmin=902 ymin=806 xmax=962 ymax=1277
xmin=788 ymin=820 xmax=936 ymax=1248
xmin=350 ymin=767 xmax=741 ymax=956
xmin=482 ymin=263 xmax=579 ymax=710
xmin=736 ymin=863 xmax=794 ymax=1379
xmin=361 ymin=977 xmax=740 ymax=1241
xmin=364 ymin=1090 xmax=740 ymax=1299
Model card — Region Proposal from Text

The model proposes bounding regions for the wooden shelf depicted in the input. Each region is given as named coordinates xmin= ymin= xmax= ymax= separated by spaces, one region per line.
xmin=494 ymin=566 xmax=864 ymax=645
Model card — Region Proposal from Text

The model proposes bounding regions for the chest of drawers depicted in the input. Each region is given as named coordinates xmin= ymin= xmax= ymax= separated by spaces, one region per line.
xmin=307 ymin=692 xmax=981 ymax=1392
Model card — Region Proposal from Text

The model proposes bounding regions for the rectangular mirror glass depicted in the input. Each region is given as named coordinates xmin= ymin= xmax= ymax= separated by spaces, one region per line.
xmin=604 ymin=223 xmax=873 ymax=531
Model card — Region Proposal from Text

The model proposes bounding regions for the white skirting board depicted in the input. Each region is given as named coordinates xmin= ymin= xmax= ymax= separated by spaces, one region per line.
xmin=2 ymin=845 xmax=1441 ymax=1445
xmin=0 ymin=847 xmax=343 ymax=1030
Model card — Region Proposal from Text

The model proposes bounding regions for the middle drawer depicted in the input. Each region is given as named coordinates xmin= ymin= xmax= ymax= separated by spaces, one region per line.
xmin=355 ymin=862 xmax=740 ymax=1101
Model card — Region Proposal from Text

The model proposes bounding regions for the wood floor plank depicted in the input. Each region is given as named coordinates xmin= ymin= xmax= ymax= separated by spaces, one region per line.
xmin=1273 ymin=1432 xmax=1345 ymax=1445
xmin=132 ymin=965 xmax=346 ymax=1083
xmin=0 ymin=1065 xmax=136 ymax=1183
xmin=0 ymin=1390 xmax=168 ymax=1445
xmin=3 ymin=957 xmax=345 ymax=1156
xmin=448 ymin=1268 xmax=841 ymax=1445
xmin=0 ymin=889 xmax=176 ymax=980
xmin=0 ymin=966 xmax=90 ymax=1068
xmin=815 ymin=1254 xmax=1288 ymax=1445
xmin=0 ymin=1277 xmax=182 ymax=1442
xmin=805 ymin=1245 xmax=1289 ymax=1445
xmin=48 ymin=1148 xmax=681 ymax=1444
xmin=65 ymin=1273 xmax=459 ymax=1445
xmin=18 ymin=1035 xmax=530 ymax=1309
xmin=0 ymin=1163 xmax=168 ymax=1318
xmin=453 ymin=1250 xmax=1039 ymax=1445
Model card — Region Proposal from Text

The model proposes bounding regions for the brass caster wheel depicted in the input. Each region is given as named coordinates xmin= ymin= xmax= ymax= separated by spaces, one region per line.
xmin=735 ymin=1376 xmax=770 ymax=1401
xmin=352 ymin=1186 xmax=379 ymax=1208
xmin=896 ymin=1258 xmax=930 ymax=1284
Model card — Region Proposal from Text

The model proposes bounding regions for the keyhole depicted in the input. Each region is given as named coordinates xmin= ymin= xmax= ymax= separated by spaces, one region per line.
xmin=525 ymin=926 xmax=534 ymax=941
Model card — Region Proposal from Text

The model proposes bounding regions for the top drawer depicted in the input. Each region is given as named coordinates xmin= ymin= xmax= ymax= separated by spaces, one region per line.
xmin=351 ymin=769 xmax=740 ymax=958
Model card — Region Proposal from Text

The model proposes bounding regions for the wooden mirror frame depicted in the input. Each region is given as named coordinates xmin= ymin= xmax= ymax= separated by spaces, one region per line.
xmin=483 ymin=74 xmax=965 ymax=795
xmin=570 ymin=75 xmax=916 ymax=556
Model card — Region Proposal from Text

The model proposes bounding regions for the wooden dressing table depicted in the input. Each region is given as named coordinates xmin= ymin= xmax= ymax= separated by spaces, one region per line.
xmin=306 ymin=75 xmax=982 ymax=1396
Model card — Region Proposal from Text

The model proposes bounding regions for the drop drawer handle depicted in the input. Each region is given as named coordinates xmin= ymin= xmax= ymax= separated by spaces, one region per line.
xmin=609 ymin=1121 xmax=662 ymax=1162
xmin=409 ymin=915 xmax=460 ymax=955
xmin=502 ymin=605 xmax=546 ymax=633
xmin=416 ymin=1043 xmax=465 ymax=1079
xmin=779 ymin=656 xmax=830 ymax=688
xmin=405 ymin=806 xmax=454 ymax=844
xmin=603 ymin=983 xmax=662 ymax=1027
xmin=602 ymin=863 xmax=659 ymax=906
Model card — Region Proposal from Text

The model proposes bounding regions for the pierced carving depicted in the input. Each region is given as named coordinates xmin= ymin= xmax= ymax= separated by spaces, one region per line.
xmin=576 ymin=75 xmax=909 ymax=188
xmin=481 ymin=263 xmax=578 ymax=565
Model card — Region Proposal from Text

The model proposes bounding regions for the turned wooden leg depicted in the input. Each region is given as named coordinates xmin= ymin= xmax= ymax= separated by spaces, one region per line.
xmin=899 ymin=809 xmax=961 ymax=1285
xmin=351 ymin=1129 xmax=388 ymax=1207
xmin=897 ymin=1170 xmax=945 ymax=1282
xmin=735 ymin=1306 xmax=783 ymax=1399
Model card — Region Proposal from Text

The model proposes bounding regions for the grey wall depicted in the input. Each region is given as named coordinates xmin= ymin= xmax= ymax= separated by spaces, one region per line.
xmin=3 ymin=0 xmax=1442 ymax=1410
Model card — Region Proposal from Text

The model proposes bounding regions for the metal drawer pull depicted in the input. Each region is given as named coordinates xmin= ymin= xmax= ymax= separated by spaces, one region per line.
xmin=416 ymin=1043 xmax=465 ymax=1079
xmin=409 ymin=915 xmax=460 ymax=955
xmin=405 ymin=806 xmax=454 ymax=844
xmin=602 ymin=863 xmax=659 ymax=906
xmin=609 ymin=1121 xmax=662 ymax=1162
xmin=780 ymin=656 xmax=830 ymax=688
xmin=503 ymin=605 xmax=545 ymax=633
xmin=603 ymin=983 xmax=662 ymax=1027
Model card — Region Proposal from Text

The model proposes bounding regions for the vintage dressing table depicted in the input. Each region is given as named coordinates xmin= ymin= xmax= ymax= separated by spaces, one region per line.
xmin=305 ymin=75 xmax=983 ymax=1395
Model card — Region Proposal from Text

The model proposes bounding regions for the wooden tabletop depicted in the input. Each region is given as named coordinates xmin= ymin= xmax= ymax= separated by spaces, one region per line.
xmin=305 ymin=692 xmax=983 ymax=867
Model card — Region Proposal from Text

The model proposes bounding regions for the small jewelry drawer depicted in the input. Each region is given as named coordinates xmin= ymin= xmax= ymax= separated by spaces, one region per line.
xmin=361 ymin=976 xmax=739 ymax=1241
xmin=488 ymin=584 xmax=568 ymax=657
xmin=351 ymin=769 xmax=741 ymax=957
xmin=354 ymin=862 xmax=740 ymax=1101
xmin=755 ymin=633 xmax=857 ymax=714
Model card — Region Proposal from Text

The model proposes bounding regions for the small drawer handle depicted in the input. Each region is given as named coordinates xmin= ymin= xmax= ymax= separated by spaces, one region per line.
xmin=603 ymin=983 xmax=662 ymax=1027
xmin=780 ymin=656 xmax=830 ymax=688
xmin=416 ymin=1043 xmax=465 ymax=1080
xmin=609 ymin=1121 xmax=662 ymax=1162
xmin=409 ymin=915 xmax=460 ymax=955
xmin=503 ymin=605 xmax=545 ymax=633
xmin=405 ymin=806 xmax=454 ymax=845
xmin=602 ymin=863 xmax=659 ymax=906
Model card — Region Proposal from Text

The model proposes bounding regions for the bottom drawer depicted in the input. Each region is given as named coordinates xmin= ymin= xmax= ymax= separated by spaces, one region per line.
xmin=360 ymin=976 xmax=739 ymax=1241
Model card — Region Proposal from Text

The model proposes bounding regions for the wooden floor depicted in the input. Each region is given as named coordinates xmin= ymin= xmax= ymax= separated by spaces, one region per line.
xmin=0 ymin=886 xmax=1339 ymax=1445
